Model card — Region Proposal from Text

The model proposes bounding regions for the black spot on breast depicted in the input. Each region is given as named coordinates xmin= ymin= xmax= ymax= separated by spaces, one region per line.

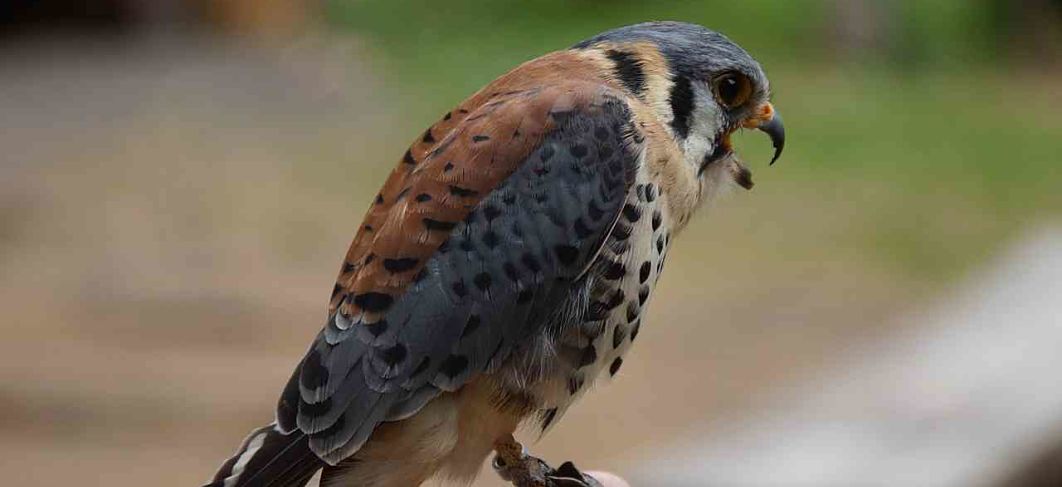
xmin=603 ymin=261 xmax=626 ymax=280
xmin=626 ymin=302 xmax=640 ymax=322
xmin=612 ymin=222 xmax=632 ymax=241
xmin=483 ymin=204 xmax=501 ymax=221
xmin=656 ymin=234 xmax=665 ymax=253
xmin=354 ymin=292 xmax=394 ymax=312
xmin=622 ymin=204 xmax=641 ymax=222
xmin=554 ymin=245 xmax=579 ymax=266
xmin=403 ymin=149 xmax=416 ymax=165
xmin=472 ymin=134 xmax=490 ymax=143
xmin=645 ymin=183 xmax=656 ymax=202
xmin=300 ymin=349 xmax=328 ymax=389
xmin=461 ymin=314 xmax=481 ymax=338
xmin=652 ymin=211 xmax=662 ymax=231
xmin=578 ymin=345 xmax=598 ymax=367
xmin=443 ymin=162 xmax=455 ymax=172
xmin=669 ymin=75 xmax=695 ymax=139
xmin=415 ymin=193 xmax=432 ymax=202
xmin=342 ymin=262 xmax=355 ymax=273
xmin=630 ymin=319 xmax=641 ymax=341
xmin=459 ymin=239 xmax=474 ymax=252
xmin=365 ymin=319 xmax=388 ymax=337
xmin=639 ymin=287 xmax=650 ymax=305
xmin=443 ymin=111 xmax=452 ymax=121
xmin=439 ymin=354 xmax=469 ymax=379
xmin=331 ymin=283 xmax=343 ymax=299
xmin=473 ymin=272 xmax=492 ymax=291
xmin=379 ymin=343 xmax=407 ymax=366
xmin=516 ymin=288 xmax=534 ymax=304
xmin=423 ymin=218 xmax=457 ymax=232
xmin=421 ymin=129 xmax=435 ymax=144
xmin=605 ymin=49 xmax=646 ymax=96
xmin=362 ymin=225 xmax=373 ymax=233
xmin=612 ymin=325 xmax=627 ymax=349
xmin=503 ymin=193 xmax=517 ymax=206
xmin=452 ymin=280 xmax=468 ymax=298
xmin=383 ymin=257 xmax=419 ymax=273
xmin=585 ymin=301 xmax=608 ymax=321
xmin=639 ymin=261 xmax=651 ymax=282
xmin=449 ymin=185 xmax=478 ymax=198
xmin=375 ymin=194 xmax=384 ymax=205
xmin=606 ymin=289 xmax=625 ymax=310
xmin=364 ymin=253 xmax=376 ymax=264
xmin=570 ymin=144 xmax=588 ymax=159
xmin=567 ymin=376 xmax=583 ymax=395
xmin=609 ymin=357 xmax=624 ymax=376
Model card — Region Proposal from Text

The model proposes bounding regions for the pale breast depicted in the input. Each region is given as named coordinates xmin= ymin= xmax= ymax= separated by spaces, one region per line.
xmin=532 ymin=159 xmax=672 ymax=429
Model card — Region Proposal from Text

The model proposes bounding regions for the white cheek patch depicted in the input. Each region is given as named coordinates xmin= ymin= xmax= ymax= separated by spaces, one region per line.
xmin=681 ymin=82 xmax=726 ymax=169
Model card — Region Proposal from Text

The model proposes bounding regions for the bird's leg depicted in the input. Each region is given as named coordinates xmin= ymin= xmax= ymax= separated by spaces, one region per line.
xmin=491 ymin=435 xmax=603 ymax=487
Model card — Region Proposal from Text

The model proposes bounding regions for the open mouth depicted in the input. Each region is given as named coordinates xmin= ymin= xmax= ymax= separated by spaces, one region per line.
xmin=697 ymin=102 xmax=786 ymax=189
xmin=698 ymin=129 xmax=734 ymax=175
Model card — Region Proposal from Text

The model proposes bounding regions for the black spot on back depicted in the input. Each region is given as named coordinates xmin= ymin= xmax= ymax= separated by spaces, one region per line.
xmin=300 ymin=349 xmax=328 ymax=389
xmin=365 ymin=319 xmax=388 ymax=337
xmin=439 ymin=354 xmax=469 ymax=379
xmin=423 ymin=218 xmax=457 ymax=232
xmin=554 ymin=245 xmax=579 ymax=266
xmin=461 ymin=314 xmax=481 ymax=338
xmin=473 ymin=272 xmax=492 ymax=291
xmin=449 ymin=185 xmax=479 ymax=198
xmin=353 ymin=292 xmax=393 ymax=313
xmin=379 ymin=343 xmax=407 ymax=366
xmin=383 ymin=257 xmax=419 ymax=273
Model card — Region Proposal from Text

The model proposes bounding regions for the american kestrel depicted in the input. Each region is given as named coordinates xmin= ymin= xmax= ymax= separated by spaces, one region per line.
xmin=207 ymin=21 xmax=784 ymax=487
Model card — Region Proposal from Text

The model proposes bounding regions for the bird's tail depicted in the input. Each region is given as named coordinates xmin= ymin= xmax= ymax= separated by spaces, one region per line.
xmin=205 ymin=422 xmax=324 ymax=487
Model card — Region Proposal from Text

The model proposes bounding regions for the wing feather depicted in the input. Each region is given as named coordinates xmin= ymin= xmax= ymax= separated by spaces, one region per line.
xmin=285 ymin=78 xmax=642 ymax=465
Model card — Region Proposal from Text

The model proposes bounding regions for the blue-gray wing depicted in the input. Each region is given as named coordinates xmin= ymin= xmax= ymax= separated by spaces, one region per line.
xmin=278 ymin=94 xmax=641 ymax=465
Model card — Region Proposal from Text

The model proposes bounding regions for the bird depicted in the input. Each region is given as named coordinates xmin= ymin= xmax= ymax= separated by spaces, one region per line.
xmin=206 ymin=21 xmax=784 ymax=487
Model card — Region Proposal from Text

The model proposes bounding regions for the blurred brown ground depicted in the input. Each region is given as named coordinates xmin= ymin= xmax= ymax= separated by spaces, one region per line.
xmin=2 ymin=3 xmax=1060 ymax=486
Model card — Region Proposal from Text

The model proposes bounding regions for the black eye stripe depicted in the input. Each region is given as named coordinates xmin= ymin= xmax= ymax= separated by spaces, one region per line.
xmin=668 ymin=76 xmax=694 ymax=139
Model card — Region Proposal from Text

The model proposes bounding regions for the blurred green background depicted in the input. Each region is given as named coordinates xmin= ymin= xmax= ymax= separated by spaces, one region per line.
xmin=0 ymin=1 xmax=1060 ymax=486
xmin=325 ymin=0 xmax=1062 ymax=282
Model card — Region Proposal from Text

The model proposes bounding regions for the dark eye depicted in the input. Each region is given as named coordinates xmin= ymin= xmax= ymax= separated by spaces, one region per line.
xmin=713 ymin=72 xmax=752 ymax=109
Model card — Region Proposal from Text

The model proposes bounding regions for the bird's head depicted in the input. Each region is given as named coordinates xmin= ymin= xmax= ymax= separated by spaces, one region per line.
xmin=575 ymin=21 xmax=784 ymax=192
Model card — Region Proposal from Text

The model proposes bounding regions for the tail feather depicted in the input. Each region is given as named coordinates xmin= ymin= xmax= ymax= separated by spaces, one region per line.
xmin=206 ymin=423 xmax=324 ymax=487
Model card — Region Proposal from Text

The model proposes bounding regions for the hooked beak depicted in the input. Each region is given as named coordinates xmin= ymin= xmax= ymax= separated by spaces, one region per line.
xmin=743 ymin=102 xmax=786 ymax=166
xmin=759 ymin=112 xmax=785 ymax=165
